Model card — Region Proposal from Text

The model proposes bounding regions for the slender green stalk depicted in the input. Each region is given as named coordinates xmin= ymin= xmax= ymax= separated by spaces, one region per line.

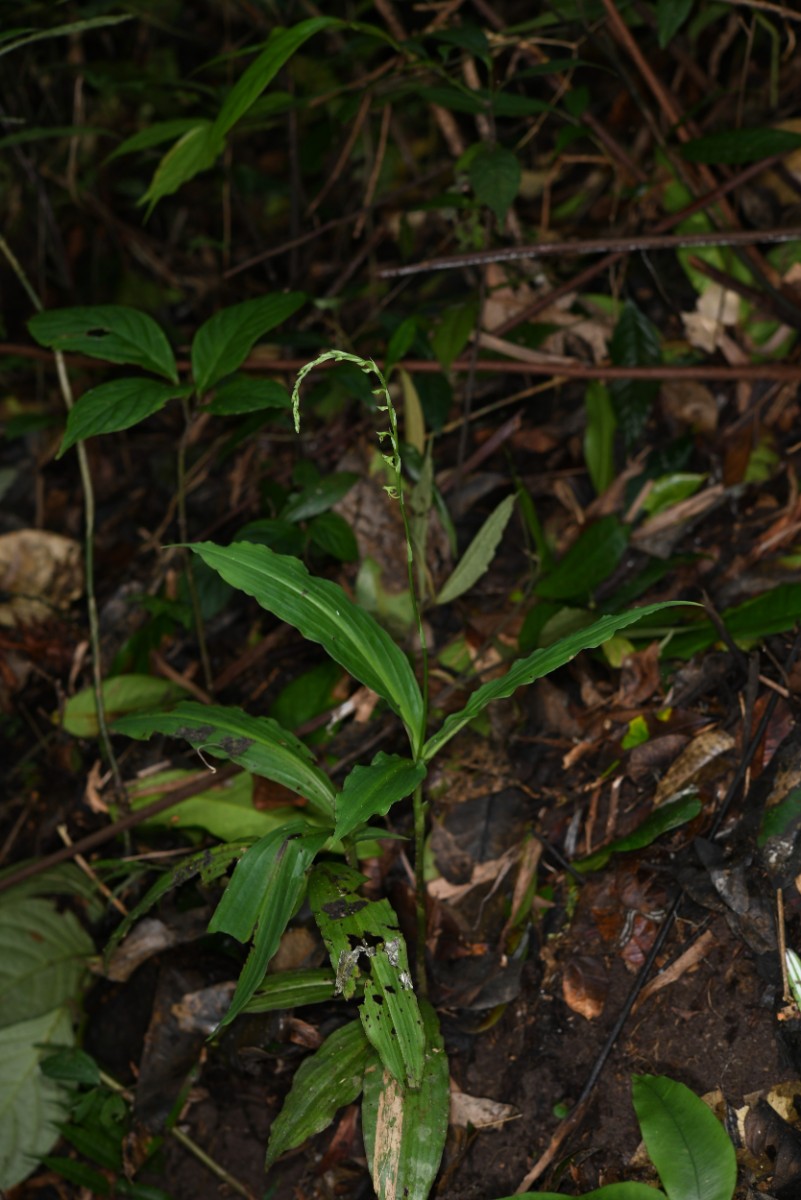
xmin=292 ymin=350 xmax=432 ymax=990
xmin=0 ymin=234 xmax=123 ymax=797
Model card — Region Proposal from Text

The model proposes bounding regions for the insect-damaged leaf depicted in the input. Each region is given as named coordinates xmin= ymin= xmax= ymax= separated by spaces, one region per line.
xmin=29 ymin=305 xmax=177 ymax=382
xmin=115 ymin=701 xmax=336 ymax=818
xmin=265 ymin=1020 xmax=370 ymax=1169
xmin=308 ymin=863 xmax=425 ymax=1088
xmin=362 ymin=1000 xmax=449 ymax=1200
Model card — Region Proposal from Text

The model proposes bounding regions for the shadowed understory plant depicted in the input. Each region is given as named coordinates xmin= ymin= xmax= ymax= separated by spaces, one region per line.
xmin=107 ymin=351 xmax=680 ymax=1197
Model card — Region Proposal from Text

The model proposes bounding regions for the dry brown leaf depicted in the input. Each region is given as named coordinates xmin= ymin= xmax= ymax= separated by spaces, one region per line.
xmin=449 ymin=1087 xmax=520 ymax=1128
xmin=654 ymin=727 xmax=735 ymax=806
xmin=0 ymin=530 xmax=82 ymax=626
xmin=633 ymin=928 xmax=717 ymax=1011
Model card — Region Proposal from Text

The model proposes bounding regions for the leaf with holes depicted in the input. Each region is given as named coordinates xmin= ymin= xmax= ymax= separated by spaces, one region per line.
xmin=362 ymin=1000 xmax=449 ymax=1200
xmin=29 ymin=306 xmax=177 ymax=382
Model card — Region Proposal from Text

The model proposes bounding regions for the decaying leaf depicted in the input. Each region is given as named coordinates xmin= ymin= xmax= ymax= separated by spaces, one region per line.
xmin=654 ymin=728 xmax=735 ymax=806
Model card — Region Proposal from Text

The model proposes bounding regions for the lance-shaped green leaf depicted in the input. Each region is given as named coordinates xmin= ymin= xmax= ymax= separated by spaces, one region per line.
xmin=245 ymin=967 xmax=338 ymax=1013
xmin=335 ymin=753 xmax=426 ymax=842
xmin=632 ymin=1075 xmax=736 ymax=1200
xmin=29 ymin=306 xmax=177 ymax=382
xmin=105 ymin=842 xmax=250 ymax=960
xmin=191 ymin=293 xmax=306 ymax=395
xmin=422 ymin=602 xmax=681 ymax=762
xmin=189 ymin=542 xmax=425 ymax=754
xmin=115 ymin=701 xmax=336 ymax=818
xmin=139 ymin=120 xmax=223 ymax=213
xmin=362 ymin=999 xmax=449 ymax=1200
xmin=265 ymin=1020 xmax=370 ymax=1169
xmin=436 ymin=493 xmax=515 ymax=605
xmin=212 ymin=18 xmax=341 ymax=139
xmin=309 ymin=863 xmax=425 ymax=1087
xmin=211 ymin=829 xmax=326 ymax=1026
xmin=58 ymin=378 xmax=191 ymax=455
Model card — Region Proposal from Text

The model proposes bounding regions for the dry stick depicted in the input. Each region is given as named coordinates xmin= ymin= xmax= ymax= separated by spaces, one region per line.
xmin=0 ymin=235 xmax=123 ymax=798
xmin=491 ymin=153 xmax=789 ymax=336
xmin=378 ymin=224 xmax=801 ymax=276
xmin=517 ymin=629 xmax=801 ymax=1192
xmin=715 ymin=0 xmax=801 ymax=21
xmin=0 ymin=764 xmax=239 ymax=896
xmin=7 ymin=342 xmax=801 ymax=380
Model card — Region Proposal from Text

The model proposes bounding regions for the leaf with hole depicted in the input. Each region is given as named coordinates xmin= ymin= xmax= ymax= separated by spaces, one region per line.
xmin=58 ymin=379 xmax=190 ymax=455
xmin=437 ymin=494 xmax=515 ymax=605
xmin=189 ymin=541 xmax=425 ymax=754
xmin=632 ymin=1074 xmax=736 ymax=1200
xmin=309 ymin=863 xmax=425 ymax=1087
xmin=265 ymin=1020 xmax=371 ymax=1168
xmin=192 ymin=293 xmax=306 ymax=395
xmin=362 ymin=1000 xmax=449 ymax=1200
xmin=29 ymin=306 xmax=177 ymax=382
xmin=115 ymin=701 xmax=337 ymax=818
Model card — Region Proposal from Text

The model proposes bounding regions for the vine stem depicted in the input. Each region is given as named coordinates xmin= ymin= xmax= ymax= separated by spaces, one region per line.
xmin=0 ymin=234 xmax=123 ymax=797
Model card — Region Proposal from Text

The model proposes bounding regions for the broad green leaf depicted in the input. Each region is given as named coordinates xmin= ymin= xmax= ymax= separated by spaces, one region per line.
xmin=213 ymin=18 xmax=341 ymax=138
xmin=106 ymin=118 xmax=201 ymax=161
xmin=191 ymin=293 xmax=306 ymax=395
xmin=115 ymin=701 xmax=337 ymax=818
xmin=681 ymin=127 xmax=801 ymax=164
xmin=362 ymin=1000 xmax=449 ymax=1200
xmin=432 ymin=302 xmax=478 ymax=372
xmin=657 ymin=0 xmax=694 ymax=47
xmin=189 ymin=541 xmax=426 ymax=754
xmin=62 ymin=675 xmax=187 ymax=738
xmin=575 ymin=795 xmax=702 ymax=872
xmin=29 ymin=306 xmax=177 ymax=382
xmin=666 ymin=582 xmax=801 ymax=658
xmin=437 ymin=494 xmax=515 ymax=605
xmin=0 ymin=1007 xmax=74 ymax=1190
xmin=214 ymin=832 xmax=324 ymax=1026
xmin=423 ymin=602 xmax=680 ymax=761
xmin=335 ymin=753 xmax=426 ymax=842
xmin=105 ymin=843 xmax=249 ymax=959
xmin=245 ymin=967 xmax=338 ymax=1013
xmin=537 ymin=516 xmax=629 ymax=602
xmin=209 ymin=824 xmax=311 ymax=942
xmin=265 ymin=1021 xmax=370 ymax=1169
xmin=609 ymin=301 xmax=661 ymax=449
xmin=0 ymin=899 xmax=92 ymax=1028
xmin=0 ymin=14 xmax=132 ymax=60
xmin=632 ymin=1075 xmax=736 ymax=1200
xmin=468 ymin=143 xmax=521 ymax=225
xmin=140 ymin=120 xmax=223 ymax=212
xmin=58 ymin=378 xmax=190 ymax=455
xmin=385 ymin=319 xmax=417 ymax=375
xmin=126 ymin=768 xmax=302 ymax=841
xmin=505 ymin=1186 xmax=666 ymax=1199
xmin=280 ymin=471 xmax=358 ymax=523
xmin=584 ymin=381 xmax=617 ymax=495
xmin=309 ymin=863 xmax=425 ymax=1087
xmin=205 ymin=377 xmax=291 ymax=414
xmin=309 ymin=512 xmax=359 ymax=562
